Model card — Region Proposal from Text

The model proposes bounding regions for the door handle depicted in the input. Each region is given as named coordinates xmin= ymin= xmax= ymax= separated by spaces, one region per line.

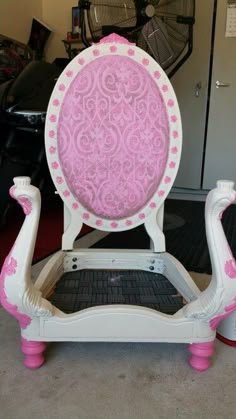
xmin=216 ymin=80 xmax=230 ymax=88
xmin=195 ymin=81 xmax=202 ymax=97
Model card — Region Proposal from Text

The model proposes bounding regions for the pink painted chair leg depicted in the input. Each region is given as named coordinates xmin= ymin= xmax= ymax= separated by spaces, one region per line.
xmin=189 ymin=341 xmax=215 ymax=371
xmin=21 ymin=337 xmax=47 ymax=369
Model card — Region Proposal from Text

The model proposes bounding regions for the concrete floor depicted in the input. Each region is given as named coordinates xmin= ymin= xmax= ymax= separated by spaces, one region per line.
xmin=1 ymin=260 xmax=236 ymax=419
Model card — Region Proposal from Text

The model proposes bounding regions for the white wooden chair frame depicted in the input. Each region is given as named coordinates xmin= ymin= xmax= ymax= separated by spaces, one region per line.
xmin=1 ymin=34 xmax=236 ymax=371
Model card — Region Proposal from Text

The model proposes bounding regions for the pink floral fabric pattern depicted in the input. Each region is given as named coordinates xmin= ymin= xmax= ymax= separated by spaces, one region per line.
xmin=57 ymin=56 xmax=170 ymax=219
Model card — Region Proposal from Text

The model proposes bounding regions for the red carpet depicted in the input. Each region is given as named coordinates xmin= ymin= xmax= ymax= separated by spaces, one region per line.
xmin=0 ymin=195 xmax=92 ymax=269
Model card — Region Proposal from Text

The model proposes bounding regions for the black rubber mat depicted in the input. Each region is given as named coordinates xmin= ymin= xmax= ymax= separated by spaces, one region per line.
xmin=49 ymin=270 xmax=183 ymax=314
xmin=91 ymin=199 xmax=236 ymax=275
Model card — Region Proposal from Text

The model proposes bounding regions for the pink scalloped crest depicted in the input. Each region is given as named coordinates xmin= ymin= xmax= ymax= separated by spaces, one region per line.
xmin=0 ymin=255 xmax=31 ymax=329
xmin=210 ymin=297 xmax=236 ymax=330
xmin=225 ymin=258 xmax=236 ymax=279
xmin=97 ymin=33 xmax=135 ymax=45
xmin=18 ymin=197 xmax=32 ymax=215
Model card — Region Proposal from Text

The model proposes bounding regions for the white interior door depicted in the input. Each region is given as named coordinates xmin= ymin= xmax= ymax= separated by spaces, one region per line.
xmin=203 ymin=0 xmax=236 ymax=189
xmin=172 ymin=0 xmax=214 ymax=189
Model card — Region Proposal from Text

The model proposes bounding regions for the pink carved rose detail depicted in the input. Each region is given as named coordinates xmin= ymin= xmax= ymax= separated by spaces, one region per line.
xmin=210 ymin=297 xmax=236 ymax=330
xmin=225 ymin=258 xmax=236 ymax=279
xmin=0 ymin=255 xmax=31 ymax=329
xmin=18 ymin=197 xmax=32 ymax=215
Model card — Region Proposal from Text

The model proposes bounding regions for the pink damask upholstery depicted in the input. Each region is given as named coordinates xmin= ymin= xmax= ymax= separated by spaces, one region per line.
xmin=57 ymin=55 xmax=169 ymax=219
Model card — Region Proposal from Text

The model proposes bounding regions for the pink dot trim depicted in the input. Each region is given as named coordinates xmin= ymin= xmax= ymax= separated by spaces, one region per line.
xmin=169 ymin=161 xmax=176 ymax=169
xmin=164 ymin=176 xmax=171 ymax=184
xmin=96 ymin=220 xmax=103 ymax=227
xmin=110 ymin=46 xmax=117 ymax=53
xmin=56 ymin=176 xmax=63 ymax=184
xmin=78 ymin=58 xmax=85 ymax=65
xmin=168 ymin=99 xmax=174 ymax=108
xmin=51 ymin=161 xmax=59 ymax=169
xmin=128 ymin=49 xmax=135 ymax=56
xmin=66 ymin=70 xmax=73 ymax=77
xmin=111 ymin=222 xmax=118 ymax=228
xmin=162 ymin=85 xmax=168 ymax=92
xmin=171 ymin=115 xmax=177 ymax=123
xmin=58 ymin=84 xmax=65 ymax=91
xmin=126 ymin=220 xmax=132 ymax=226
xmin=154 ymin=71 xmax=161 ymax=79
xmin=150 ymin=202 xmax=156 ymax=209
xmin=171 ymin=147 xmax=178 ymax=154
xmin=139 ymin=213 xmax=145 ymax=220
xmin=72 ymin=203 xmax=79 ymax=210
xmin=63 ymin=190 xmax=70 ymax=197
xmin=158 ymin=190 xmax=165 ymax=197
xmin=93 ymin=49 xmax=100 ymax=56
xmin=83 ymin=213 xmax=90 ymax=220
xmin=142 ymin=58 xmax=149 ymax=66
xmin=49 ymin=130 xmax=55 ymax=138
xmin=49 ymin=146 xmax=56 ymax=154
xmin=173 ymin=131 xmax=179 ymax=139
xmin=53 ymin=99 xmax=60 ymax=107
xmin=49 ymin=115 xmax=57 ymax=123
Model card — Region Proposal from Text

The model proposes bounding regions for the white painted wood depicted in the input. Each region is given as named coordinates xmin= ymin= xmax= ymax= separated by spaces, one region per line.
xmin=203 ymin=0 xmax=236 ymax=188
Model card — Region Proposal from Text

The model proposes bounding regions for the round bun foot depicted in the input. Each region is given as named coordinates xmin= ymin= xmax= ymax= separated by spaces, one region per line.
xmin=21 ymin=337 xmax=47 ymax=369
xmin=189 ymin=341 xmax=215 ymax=372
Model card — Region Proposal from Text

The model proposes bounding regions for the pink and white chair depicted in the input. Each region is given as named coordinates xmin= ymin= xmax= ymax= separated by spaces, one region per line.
xmin=1 ymin=34 xmax=236 ymax=371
